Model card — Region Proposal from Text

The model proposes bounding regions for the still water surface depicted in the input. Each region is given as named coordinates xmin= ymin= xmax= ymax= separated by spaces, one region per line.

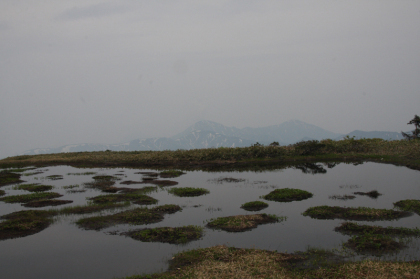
xmin=0 ymin=162 xmax=419 ymax=279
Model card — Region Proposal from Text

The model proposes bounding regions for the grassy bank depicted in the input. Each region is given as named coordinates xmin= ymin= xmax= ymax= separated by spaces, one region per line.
xmin=124 ymin=245 xmax=420 ymax=279
xmin=0 ymin=138 xmax=419 ymax=170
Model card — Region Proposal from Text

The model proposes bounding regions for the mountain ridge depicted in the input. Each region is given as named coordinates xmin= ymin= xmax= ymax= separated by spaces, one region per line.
xmin=20 ymin=120 xmax=402 ymax=156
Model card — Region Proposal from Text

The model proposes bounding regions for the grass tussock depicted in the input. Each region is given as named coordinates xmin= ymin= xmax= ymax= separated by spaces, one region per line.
xmin=302 ymin=206 xmax=410 ymax=221
xmin=54 ymin=201 xmax=131 ymax=215
xmin=13 ymin=183 xmax=53 ymax=192
xmin=125 ymin=225 xmax=203 ymax=244
xmin=329 ymin=195 xmax=356 ymax=201
xmin=46 ymin=175 xmax=63 ymax=180
xmin=263 ymin=188 xmax=313 ymax=202
xmin=88 ymin=192 xmax=158 ymax=205
xmin=23 ymin=199 xmax=73 ymax=208
xmin=335 ymin=222 xmax=420 ymax=236
xmin=0 ymin=210 xmax=53 ymax=240
xmin=344 ymin=233 xmax=404 ymax=253
xmin=394 ymin=199 xmax=420 ymax=215
xmin=0 ymin=192 xmax=62 ymax=204
xmin=353 ymin=190 xmax=381 ymax=199
xmin=0 ymin=170 xmax=23 ymax=186
xmin=167 ymin=187 xmax=209 ymax=197
xmin=76 ymin=205 xmax=180 ymax=230
xmin=207 ymin=214 xmax=286 ymax=232
xmin=240 ymin=201 xmax=269 ymax=211
xmin=159 ymin=170 xmax=185 ymax=178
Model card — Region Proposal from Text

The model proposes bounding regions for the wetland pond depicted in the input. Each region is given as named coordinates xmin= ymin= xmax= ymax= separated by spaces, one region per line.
xmin=1 ymin=162 xmax=420 ymax=278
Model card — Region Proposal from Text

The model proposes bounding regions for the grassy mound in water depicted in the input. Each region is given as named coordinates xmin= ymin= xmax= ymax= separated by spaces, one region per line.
xmin=207 ymin=214 xmax=286 ymax=232
xmin=168 ymin=187 xmax=209 ymax=197
xmin=394 ymin=199 xmax=420 ymax=215
xmin=159 ymin=170 xmax=185 ymax=178
xmin=335 ymin=222 xmax=420 ymax=236
xmin=88 ymin=192 xmax=158 ymax=205
xmin=13 ymin=184 xmax=54 ymax=192
xmin=0 ymin=192 xmax=62 ymax=204
xmin=76 ymin=204 xmax=181 ymax=230
xmin=262 ymin=188 xmax=313 ymax=202
xmin=125 ymin=225 xmax=203 ymax=244
xmin=0 ymin=170 xmax=23 ymax=186
xmin=240 ymin=201 xmax=269 ymax=211
xmin=0 ymin=210 xmax=53 ymax=240
xmin=302 ymin=206 xmax=410 ymax=221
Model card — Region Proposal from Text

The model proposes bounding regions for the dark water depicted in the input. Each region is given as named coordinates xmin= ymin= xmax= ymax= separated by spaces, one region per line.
xmin=1 ymin=162 xmax=420 ymax=279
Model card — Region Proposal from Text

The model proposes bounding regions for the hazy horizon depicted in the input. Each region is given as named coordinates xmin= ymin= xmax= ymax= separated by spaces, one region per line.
xmin=1 ymin=1 xmax=419 ymax=159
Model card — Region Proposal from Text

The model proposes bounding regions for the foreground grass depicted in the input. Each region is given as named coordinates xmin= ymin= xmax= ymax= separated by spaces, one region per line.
xmin=124 ymin=245 xmax=420 ymax=279
xmin=1 ymin=138 xmax=419 ymax=170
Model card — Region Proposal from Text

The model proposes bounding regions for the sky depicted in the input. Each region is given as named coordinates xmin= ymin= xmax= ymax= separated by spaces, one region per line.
xmin=1 ymin=1 xmax=419 ymax=159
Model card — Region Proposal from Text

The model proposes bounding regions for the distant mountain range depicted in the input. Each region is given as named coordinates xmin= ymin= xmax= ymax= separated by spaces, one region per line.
xmin=22 ymin=120 xmax=404 ymax=155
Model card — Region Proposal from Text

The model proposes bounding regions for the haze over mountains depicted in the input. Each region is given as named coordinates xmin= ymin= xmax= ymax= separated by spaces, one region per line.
xmin=21 ymin=120 xmax=404 ymax=156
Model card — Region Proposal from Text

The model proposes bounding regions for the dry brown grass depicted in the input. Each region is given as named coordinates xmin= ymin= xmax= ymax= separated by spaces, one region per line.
xmin=125 ymin=245 xmax=420 ymax=279
xmin=310 ymin=260 xmax=420 ymax=279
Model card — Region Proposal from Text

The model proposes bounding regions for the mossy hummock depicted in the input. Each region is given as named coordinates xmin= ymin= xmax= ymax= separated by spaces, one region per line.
xmin=263 ymin=188 xmax=313 ymax=202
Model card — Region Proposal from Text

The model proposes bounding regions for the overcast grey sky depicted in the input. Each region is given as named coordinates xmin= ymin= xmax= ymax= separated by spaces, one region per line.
xmin=1 ymin=1 xmax=419 ymax=159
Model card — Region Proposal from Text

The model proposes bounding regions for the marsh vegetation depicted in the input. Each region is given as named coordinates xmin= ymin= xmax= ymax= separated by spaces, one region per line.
xmin=0 ymin=158 xmax=419 ymax=278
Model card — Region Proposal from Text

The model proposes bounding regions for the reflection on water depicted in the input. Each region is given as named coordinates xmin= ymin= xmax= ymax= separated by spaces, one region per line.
xmin=0 ymin=162 xmax=419 ymax=279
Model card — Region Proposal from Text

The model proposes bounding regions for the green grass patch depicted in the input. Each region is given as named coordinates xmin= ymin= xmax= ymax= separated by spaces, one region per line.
xmin=0 ymin=192 xmax=62 ymax=204
xmin=159 ymin=170 xmax=185 ymax=178
xmin=84 ymin=179 xmax=115 ymax=190
xmin=13 ymin=184 xmax=54 ymax=192
xmin=92 ymin=175 xmax=121 ymax=181
xmin=240 ymin=201 xmax=268 ymax=211
xmin=151 ymin=204 xmax=182 ymax=214
xmin=0 ymin=210 xmax=53 ymax=240
xmin=8 ymin=167 xmax=37 ymax=173
xmin=207 ymin=213 xmax=286 ymax=232
xmin=125 ymin=225 xmax=203 ymax=244
xmin=76 ymin=206 xmax=178 ymax=230
xmin=53 ymin=201 xmax=131 ymax=215
xmin=23 ymin=171 xmax=44 ymax=176
xmin=335 ymin=222 xmax=420 ymax=236
xmin=262 ymin=188 xmax=313 ymax=202
xmin=329 ymin=194 xmax=356 ymax=200
xmin=302 ymin=206 xmax=410 ymax=221
xmin=344 ymin=232 xmax=404 ymax=254
xmin=23 ymin=199 xmax=73 ymax=208
xmin=67 ymin=172 xmax=97 ymax=175
xmin=394 ymin=199 xmax=420 ymax=215
xmin=0 ymin=190 xmax=5 ymax=196
xmin=88 ymin=192 xmax=158 ymax=205
xmin=46 ymin=175 xmax=63 ymax=180
xmin=353 ymin=190 xmax=381 ymax=198
xmin=167 ymin=187 xmax=209 ymax=197
xmin=62 ymin=184 xmax=79 ymax=189
xmin=0 ymin=170 xmax=23 ymax=186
